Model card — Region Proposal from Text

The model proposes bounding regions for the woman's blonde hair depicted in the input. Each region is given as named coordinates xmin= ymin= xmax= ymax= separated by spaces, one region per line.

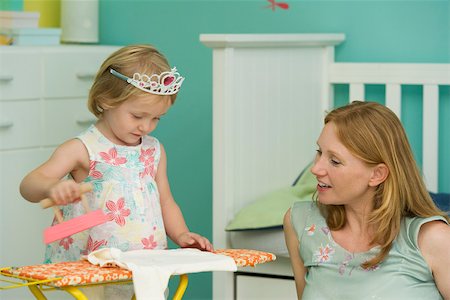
xmin=317 ymin=101 xmax=449 ymax=268
xmin=88 ymin=44 xmax=178 ymax=118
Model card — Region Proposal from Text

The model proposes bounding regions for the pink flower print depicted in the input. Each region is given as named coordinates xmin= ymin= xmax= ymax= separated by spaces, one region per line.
xmin=142 ymin=235 xmax=158 ymax=249
xmin=82 ymin=236 xmax=107 ymax=255
xmin=139 ymin=147 xmax=155 ymax=166
xmin=305 ymin=224 xmax=316 ymax=236
xmin=139 ymin=165 xmax=155 ymax=179
xmin=99 ymin=148 xmax=127 ymax=166
xmin=89 ymin=161 xmax=103 ymax=179
xmin=339 ymin=253 xmax=354 ymax=275
xmin=106 ymin=197 xmax=131 ymax=227
xmin=59 ymin=236 xmax=74 ymax=250
xmin=321 ymin=226 xmax=330 ymax=235
xmin=313 ymin=244 xmax=335 ymax=264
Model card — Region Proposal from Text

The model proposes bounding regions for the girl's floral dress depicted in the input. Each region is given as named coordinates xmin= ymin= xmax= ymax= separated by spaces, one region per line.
xmin=291 ymin=201 xmax=447 ymax=300
xmin=44 ymin=125 xmax=167 ymax=263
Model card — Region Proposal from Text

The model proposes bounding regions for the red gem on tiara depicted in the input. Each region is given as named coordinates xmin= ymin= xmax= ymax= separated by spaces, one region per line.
xmin=164 ymin=76 xmax=175 ymax=86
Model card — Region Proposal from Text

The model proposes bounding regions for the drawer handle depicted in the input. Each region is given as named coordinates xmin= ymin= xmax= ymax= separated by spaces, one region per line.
xmin=76 ymin=72 xmax=96 ymax=80
xmin=0 ymin=120 xmax=13 ymax=129
xmin=76 ymin=117 xmax=96 ymax=125
xmin=0 ymin=75 xmax=13 ymax=82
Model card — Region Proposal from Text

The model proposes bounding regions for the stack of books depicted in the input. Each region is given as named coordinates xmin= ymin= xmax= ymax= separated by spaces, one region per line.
xmin=0 ymin=10 xmax=61 ymax=46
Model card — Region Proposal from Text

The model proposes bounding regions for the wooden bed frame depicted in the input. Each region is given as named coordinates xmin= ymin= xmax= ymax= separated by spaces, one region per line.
xmin=200 ymin=33 xmax=450 ymax=300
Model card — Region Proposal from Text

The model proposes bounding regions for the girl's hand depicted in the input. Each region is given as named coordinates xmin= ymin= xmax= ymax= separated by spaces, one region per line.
xmin=47 ymin=180 xmax=83 ymax=206
xmin=176 ymin=232 xmax=214 ymax=252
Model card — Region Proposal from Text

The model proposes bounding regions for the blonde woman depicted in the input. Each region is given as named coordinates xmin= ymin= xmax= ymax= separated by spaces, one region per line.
xmin=284 ymin=101 xmax=450 ymax=299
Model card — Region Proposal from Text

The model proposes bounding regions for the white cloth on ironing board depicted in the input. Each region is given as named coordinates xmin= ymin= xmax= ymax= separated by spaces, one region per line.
xmin=85 ymin=247 xmax=237 ymax=300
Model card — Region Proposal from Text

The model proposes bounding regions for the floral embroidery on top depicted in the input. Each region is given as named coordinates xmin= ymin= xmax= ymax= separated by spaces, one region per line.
xmin=99 ymin=148 xmax=127 ymax=166
xmin=139 ymin=147 xmax=156 ymax=178
xmin=89 ymin=161 xmax=103 ymax=179
xmin=59 ymin=236 xmax=74 ymax=250
xmin=82 ymin=236 xmax=107 ymax=255
xmin=339 ymin=253 xmax=355 ymax=275
xmin=313 ymin=244 xmax=335 ymax=264
xmin=139 ymin=147 xmax=155 ymax=165
xmin=305 ymin=224 xmax=316 ymax=236
xmin=142 ymin=235 xmax=158 ymax=249
xmin=106 ymin=197 xmax=131 ymax=226
xmin=321 ymin=226 xmax=330 ymax=235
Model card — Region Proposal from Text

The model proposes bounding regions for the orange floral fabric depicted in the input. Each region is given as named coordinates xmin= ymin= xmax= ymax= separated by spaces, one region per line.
xmin=2 ymin=260 xmax=132 ymax=287
xmin=2 ymin=249 xmax=275 ymax=287
xmin=214 ymin=249 xmax=276 ymax=267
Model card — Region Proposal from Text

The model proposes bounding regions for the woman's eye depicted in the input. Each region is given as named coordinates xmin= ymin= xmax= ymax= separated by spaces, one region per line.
xmin=330 ymin=158 xmax=341 ymax=166
xmin=132 ymin=114 xmax=142 ymax=119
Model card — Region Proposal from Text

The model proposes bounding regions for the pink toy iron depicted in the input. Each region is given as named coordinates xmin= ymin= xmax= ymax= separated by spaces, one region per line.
xmin=40 ymin=183 xmax=109 ymax=244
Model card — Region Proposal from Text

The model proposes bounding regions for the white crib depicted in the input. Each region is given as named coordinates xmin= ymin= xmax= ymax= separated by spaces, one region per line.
xmin=200 ymin=34 xmax=450 ymax=300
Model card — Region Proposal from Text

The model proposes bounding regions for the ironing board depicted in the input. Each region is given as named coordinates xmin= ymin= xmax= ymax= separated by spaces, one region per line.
xmin=0 ymin=249 xmax=276 ymax=300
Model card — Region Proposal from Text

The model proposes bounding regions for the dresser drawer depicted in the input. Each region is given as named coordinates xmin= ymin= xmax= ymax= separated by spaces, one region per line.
xmin=0 ymin=100 xmax=41 ymax=150
xmin=42 ymin=98 xmax=97 ymax=146
xmin=0 ymin=49 xmax=41 ymax=101
xmin=236 ymin=274 xmax=296 ymax=300
xmin=42 ymin=46 xmax=118 ymax=99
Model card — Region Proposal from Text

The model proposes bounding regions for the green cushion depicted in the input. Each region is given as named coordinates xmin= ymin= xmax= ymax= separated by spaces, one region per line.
xmin=225 ymin=164 xmax=316 ymax=231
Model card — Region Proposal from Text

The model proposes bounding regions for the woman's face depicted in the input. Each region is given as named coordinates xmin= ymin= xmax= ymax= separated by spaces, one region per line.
xmin=311 ymin=122 xmax=377 ymax=207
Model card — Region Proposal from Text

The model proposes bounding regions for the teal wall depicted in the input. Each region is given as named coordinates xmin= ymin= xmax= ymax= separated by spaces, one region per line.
xmin=98 ymin=2 xmax=449 ymax=299
xmin=3 ymin=1 xmax=449 ymax=299
xmin=0 ymin=0 xmax=22 ymax=11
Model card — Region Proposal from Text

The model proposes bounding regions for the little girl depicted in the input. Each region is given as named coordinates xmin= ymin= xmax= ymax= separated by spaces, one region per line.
xmin=20 ymin=45 xmax=213 ymax=264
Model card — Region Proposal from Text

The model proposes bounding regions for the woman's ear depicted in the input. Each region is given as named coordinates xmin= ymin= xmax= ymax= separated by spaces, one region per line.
xmin=369 ymin=163 xmax=389 ymax=187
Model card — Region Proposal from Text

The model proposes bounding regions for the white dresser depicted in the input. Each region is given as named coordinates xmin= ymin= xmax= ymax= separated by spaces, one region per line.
xmin=0 ymin=45 xmax=118 ymax=299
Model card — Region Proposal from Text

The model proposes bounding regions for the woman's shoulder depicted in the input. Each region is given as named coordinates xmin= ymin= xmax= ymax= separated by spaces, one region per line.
xmin=292 ymin=200 xmax=316 ymax=211
xmin=417 ymin=218 xmax=450 ymax=255
xmin=401 ymin=215 xmax=450 ymax=260
xmin=290 ymin=201 xmax=321 ymax=234
xmin=291 ymin=201 xmax=319 ymax=219
xmin=417 ymin=217 xmax=450 ymax=294
xmin=404 ymin=215 xmax=449 ymax=243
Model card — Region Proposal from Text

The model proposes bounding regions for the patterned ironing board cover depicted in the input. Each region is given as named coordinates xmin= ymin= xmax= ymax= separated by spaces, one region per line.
xmin=2 ymin=249 xmax=276 ymax=287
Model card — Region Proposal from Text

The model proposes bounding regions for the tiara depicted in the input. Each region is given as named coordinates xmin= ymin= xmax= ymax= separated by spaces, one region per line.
xmin=110 ymin=67 xmax=184 ymax=95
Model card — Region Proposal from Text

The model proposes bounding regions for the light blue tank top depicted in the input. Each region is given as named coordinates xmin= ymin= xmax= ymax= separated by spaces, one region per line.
xmin=291 ymin=201 xmax=447 ymax=300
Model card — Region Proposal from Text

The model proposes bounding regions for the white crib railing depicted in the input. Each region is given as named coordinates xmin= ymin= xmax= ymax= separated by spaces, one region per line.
xmin=328 ymin=63 xmax=450 ymax=192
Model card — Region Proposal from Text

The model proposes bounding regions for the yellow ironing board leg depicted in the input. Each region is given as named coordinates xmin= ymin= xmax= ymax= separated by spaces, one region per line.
xmin=27 ymin=285 xmax=47 ymax=300
xmin=173 ymin=274 xmax=188 ymax=300
xmin=62 ymin=286 xmax=89 ymax=300
xmin=28 ymin=285 xmax=89 ymax=300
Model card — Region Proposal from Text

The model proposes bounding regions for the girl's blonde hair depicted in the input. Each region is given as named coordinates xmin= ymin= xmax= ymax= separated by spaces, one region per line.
xmin=317 ymin=101 xmax=449 ymax=268
xmin=88 ymin=44 xmax=178 ymax=118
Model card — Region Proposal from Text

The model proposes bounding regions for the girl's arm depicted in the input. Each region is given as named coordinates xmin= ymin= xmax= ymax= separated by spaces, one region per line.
xmin=418 ymin=220 xmax=450 ymax=299
xmin=157 ymin=143 xmax=212 ymax=251
xmin=20 ymin=138 xmax=89 ymax=204
xmin=284 ymin=208 xmax=307 ymax=300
